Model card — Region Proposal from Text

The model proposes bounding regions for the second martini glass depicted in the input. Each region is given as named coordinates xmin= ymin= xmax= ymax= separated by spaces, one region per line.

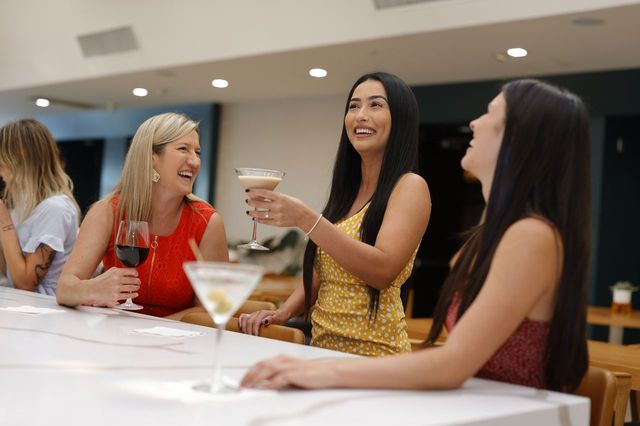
xmin=183 ymin=261 xmax=264 ymax=394
xmin=235 ymin=168 xmax=285 ymax=251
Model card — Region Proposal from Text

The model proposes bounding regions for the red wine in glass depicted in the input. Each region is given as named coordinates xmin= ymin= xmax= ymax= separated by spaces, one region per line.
xmin=114 ymin=220 xmax=150 ymax=310
xmin=115 ymin=245 xmax=149 ymax=267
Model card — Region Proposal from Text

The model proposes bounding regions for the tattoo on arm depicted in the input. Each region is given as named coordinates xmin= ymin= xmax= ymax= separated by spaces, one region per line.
xmin=1 ymin=224 xmax=15 ymax=232
xmin=33 ymin=245 xmax=56 ymax=286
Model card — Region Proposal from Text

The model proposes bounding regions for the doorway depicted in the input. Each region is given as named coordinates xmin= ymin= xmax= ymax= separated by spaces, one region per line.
xmin=410 ymin=123 xmax=484 ymax=317
xmin=58 ymin=139 xmax=104 ymax=216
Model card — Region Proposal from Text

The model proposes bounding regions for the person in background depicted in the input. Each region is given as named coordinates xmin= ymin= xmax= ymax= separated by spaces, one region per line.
xmin=241 ymin=79 xmax=590 ymax=393
xmin=56 ymin=112 xmax=228 ymax=319
xmin=0 ymin=119 xmax=80 ymax=296
xmin=238 ymin=72 xmax=431 ymax=356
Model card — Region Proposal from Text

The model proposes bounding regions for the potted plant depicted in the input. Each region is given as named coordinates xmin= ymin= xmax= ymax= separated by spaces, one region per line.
xmin=610 ymin=281 xmax=638 ymax=315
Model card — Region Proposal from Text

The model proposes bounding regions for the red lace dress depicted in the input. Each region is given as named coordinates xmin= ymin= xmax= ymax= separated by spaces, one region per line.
xmin=445 ymin=294 xmax=550 ymax=389
xmin=103 ymin=197 xmax=215 ymax=317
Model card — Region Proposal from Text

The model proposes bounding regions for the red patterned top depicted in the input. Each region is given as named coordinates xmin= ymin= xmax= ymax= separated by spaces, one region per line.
xmin=103 ymin=196 xmax=215 ymax=317
xmin=446 ymin=294 xmax=550 ymax=389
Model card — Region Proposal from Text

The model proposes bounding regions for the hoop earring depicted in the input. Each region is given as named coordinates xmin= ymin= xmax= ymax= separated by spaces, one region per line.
xmin=152 ymin=169 xmax=160 ymax=183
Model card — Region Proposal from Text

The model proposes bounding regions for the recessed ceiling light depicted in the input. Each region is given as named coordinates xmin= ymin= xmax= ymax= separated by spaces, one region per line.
xmin=211 ymin=79 xmax=229 ymax=88
xmin=506 ymin=48 xmax=528 ymax=58
xmin=572 ymin=17 xmax=604 ymax=27
xmin=35 ymin=98 xmax=50 ymax=107
xmin=132 ymin=87 xmax=148 ymax=97
xmin=309 ymin=68 xmax=328 ymax=78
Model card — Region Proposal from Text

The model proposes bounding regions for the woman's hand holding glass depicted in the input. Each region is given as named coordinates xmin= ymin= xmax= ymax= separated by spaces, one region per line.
xmin=245 ymin=189 xmax=317 ymax=231
xmin=85 ymin=266 xmax=140 ymax=307
xmin=238 ymin=309 xmax=289 ymax=336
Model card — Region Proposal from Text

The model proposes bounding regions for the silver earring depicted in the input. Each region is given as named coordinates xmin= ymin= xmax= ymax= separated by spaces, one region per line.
xmin=152 ymin=169 xmax=160 ymax=183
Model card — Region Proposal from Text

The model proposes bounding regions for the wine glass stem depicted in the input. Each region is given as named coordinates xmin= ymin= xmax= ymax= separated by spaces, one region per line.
xmin=211 ymin=320 xmax=226 ymax=393
xmin=125 ymin=298 xmax=133 ymax=305
xmin=250 ymin=212 xmax=259 ymax=242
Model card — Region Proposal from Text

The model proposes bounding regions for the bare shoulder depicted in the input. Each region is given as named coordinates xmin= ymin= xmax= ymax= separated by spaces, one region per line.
xmin=200 ymin=212 xmax=229 ymax=262
xmin=396 ymin=172 xmax=429 ymax=192
xmin=498 ymin=217 xmax=563 ymax=277
xmin=391 ymin=173 xmax=431 ymax=203
xmin=86 ymin=197 xmax=113 ymax=217
xmin=207 ymin=211 xmax=225 ymax=228
xmin=80 ymin=197 xmax=114 ymax=230
xmin=503 ymin=217 xmax=560 ymax=249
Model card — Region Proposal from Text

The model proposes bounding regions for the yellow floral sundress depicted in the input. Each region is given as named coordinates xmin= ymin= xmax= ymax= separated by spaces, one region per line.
xmin=311 ymin=203 xmax=416 ymax=356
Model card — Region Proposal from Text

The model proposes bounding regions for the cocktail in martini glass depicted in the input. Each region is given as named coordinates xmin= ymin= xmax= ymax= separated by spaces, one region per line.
xmin=235 ymin=168 xmax=285 ymax=251
xmin=183 ymin=261 xmax=264 ymax=394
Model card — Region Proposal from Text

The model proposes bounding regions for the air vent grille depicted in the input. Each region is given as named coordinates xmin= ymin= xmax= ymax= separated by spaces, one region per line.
xmin=77 ymin=26 xmax=139 ymax=58
xmin=373 ymin=0 xmax=444 ymax=9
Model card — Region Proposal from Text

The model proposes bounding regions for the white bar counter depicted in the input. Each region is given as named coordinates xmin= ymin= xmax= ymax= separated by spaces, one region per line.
xmin=0 ymin=287 xmax=588 ymax=425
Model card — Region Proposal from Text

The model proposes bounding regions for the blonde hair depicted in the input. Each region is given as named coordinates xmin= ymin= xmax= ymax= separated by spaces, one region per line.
xmin=113 ymin=112 xmax=199 ymax=223
xmin=0 ymin=119 xmax=80 ymax=223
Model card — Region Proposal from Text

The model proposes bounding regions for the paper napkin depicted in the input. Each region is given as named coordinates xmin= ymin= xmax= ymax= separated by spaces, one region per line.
xmin=0 ymin=305 xmax=65 ymax=314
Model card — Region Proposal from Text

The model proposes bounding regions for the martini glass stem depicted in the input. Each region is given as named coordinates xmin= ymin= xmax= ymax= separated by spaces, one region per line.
xmin=211 ymin=320 xmax=226 ymax=393
xmin=250 ymin=215 xmax=259 ymax=244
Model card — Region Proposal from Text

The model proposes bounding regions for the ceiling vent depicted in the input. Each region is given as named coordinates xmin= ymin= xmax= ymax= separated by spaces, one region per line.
xmin=30 ymin=96 xmax=100 ymax=110
xmin=373 ymin=0 xmax=444 ymax=9
xmin=77 ymin=26 xmax=139 ymax=58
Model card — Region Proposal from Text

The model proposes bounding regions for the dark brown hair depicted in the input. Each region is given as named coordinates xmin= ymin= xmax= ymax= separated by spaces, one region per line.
xmin=427 ymin=79 xmax=591 ymax=392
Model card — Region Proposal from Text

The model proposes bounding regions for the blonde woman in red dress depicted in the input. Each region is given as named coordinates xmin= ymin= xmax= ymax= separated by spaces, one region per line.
xmin=57 ymin=113 xmax=228 ymax=319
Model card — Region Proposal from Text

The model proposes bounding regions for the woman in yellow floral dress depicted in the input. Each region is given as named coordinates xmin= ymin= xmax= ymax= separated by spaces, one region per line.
xmin=239 ymin=72 xmax=431 ymax=356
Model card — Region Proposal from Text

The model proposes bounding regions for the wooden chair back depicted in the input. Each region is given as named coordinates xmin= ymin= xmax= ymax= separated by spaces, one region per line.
xmin=234 ymin=300 xmax=276 ymax=316
xmin=574 ymin=366 xmax=618 ymax=426
xmin=181 ymin=313 xmax=305 ymax=345
xmin=612 ymin=372 xmax=632 ymax=426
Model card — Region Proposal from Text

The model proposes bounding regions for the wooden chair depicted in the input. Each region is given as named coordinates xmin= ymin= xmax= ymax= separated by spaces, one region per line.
xmin=182 ymin=313 xmax=305 ymax=345
xmin=574 ymin=366 xmax=618 ymax=426
xmin=234 ymin=300 xmax=276 ymax=317
xmin=404 ymin=287 xmax=415 ymax=318
xmin=612 ymin=372 xmax=632 ymax=426
xmin=631 ymin=389 xmax=640 ymax=422
xmin=405 ymin=317 xmax=447 ymax=351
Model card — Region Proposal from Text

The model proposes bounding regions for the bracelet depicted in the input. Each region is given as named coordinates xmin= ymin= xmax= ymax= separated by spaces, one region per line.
xmin=305 ymin=213 xmax=323 ymax=237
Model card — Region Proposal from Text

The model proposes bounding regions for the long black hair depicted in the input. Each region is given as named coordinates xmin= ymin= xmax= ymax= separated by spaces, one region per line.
xmin=426 ymin=79 xmax=591 ymax=392
xmin=302 ymin=72 xmax=419 ymax=319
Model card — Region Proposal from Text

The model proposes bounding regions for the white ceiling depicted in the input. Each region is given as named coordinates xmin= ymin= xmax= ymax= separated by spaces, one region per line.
xmin=0 ymin=0 xmax=639 ymax=118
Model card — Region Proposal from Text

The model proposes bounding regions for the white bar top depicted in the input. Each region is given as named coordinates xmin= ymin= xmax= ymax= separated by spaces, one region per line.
xmin=0 ymin=287 xmax=588 ymax=425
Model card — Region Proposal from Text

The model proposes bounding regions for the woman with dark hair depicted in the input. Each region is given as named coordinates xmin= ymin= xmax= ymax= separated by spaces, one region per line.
xmin=241 ymin=79 xmax=591 ymax=393
xmin=238 ymin=72 xmax=431 ymax=356
xmin=0 ymin=119 xmax=80 ymax=295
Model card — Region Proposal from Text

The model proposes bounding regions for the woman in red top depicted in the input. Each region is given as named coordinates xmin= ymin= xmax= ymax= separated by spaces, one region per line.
xmin=241 ymin=79 xmax=590 ymax=393
xmin=57 ymin=113 xmax=228 ymax=319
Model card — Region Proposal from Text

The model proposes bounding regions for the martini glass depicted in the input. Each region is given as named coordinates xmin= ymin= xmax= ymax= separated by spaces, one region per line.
xmin=183 ymin=261 xmax=264 ymax=394
xmin=235 ymin=168 xmax=285 ymax=251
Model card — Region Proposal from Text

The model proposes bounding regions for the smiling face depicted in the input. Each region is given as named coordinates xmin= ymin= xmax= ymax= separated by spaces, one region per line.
xmin=344 ymin=79 xmax=392 ymax=158
xmin=152 ymin=130 xmax=201 ymax=196
xmin=461 ymin=92 xmax=507 ymax=184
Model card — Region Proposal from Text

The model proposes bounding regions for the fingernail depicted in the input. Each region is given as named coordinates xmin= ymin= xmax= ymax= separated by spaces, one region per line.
xmin=245 ymin=210 xmax=249 ymax=215
xmin=244 ymin=199 xmax=248 ymax=203
xmin=245 ymin=189 xmax=249 ymax=193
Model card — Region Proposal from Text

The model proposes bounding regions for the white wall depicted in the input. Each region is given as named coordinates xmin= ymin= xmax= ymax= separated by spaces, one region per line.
xmin=215 ymin=94 xmax=344 ymax=243
xmin=2 ymin=0 xmax=627 ymax=92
